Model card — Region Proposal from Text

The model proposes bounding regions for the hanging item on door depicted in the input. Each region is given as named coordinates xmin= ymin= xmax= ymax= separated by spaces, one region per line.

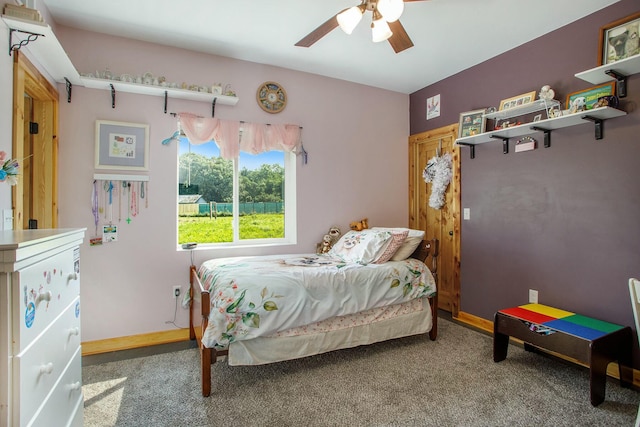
xmin=422 ymin=152 xmax=452 ymax=210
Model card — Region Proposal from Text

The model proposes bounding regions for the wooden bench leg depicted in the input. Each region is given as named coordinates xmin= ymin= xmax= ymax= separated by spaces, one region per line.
xmin=493 ymin=313 xmax=509 ymax=362
xmin=589 ymin=354 xmax=609 ymax=406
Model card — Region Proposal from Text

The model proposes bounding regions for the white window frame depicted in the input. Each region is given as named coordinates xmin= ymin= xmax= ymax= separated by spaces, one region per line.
xmin=177 ymin=147 xmax=297 ymax=249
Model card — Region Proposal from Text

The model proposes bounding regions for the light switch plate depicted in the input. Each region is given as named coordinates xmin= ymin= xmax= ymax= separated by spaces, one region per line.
xmin=463 ymin=208 xmax=470 ymax=220
xmin=3 ymin=209 xmax=12 ymax=230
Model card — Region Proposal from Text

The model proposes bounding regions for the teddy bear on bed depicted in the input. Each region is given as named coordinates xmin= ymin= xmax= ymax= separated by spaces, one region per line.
xmin=316 ymin=226 xmax=342 ymax=254
xmin=349 ymin=218 xmax=369 ymax=231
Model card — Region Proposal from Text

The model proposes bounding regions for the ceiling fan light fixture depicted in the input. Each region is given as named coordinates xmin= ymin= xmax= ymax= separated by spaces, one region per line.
xmin=337 ymin=5 xmax=364 ymax=35
xmin=377 ymin=0 xmax=404 ymax=22
xmin=371 ymin=14 xmax=393 ymax=43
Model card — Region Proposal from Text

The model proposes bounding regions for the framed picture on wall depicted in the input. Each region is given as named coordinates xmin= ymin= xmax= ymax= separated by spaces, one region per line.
xmin=457 ymin=109 xmax=486 ymax=138
xmin=565 ymin=82 xmax=615 ymax=111
xmin=598 ymin=11 xmax=640 ymax=65
xmin=95 ymin=120 xmax=149 ymax=170
xmin=498 ymin=91 xmax=537 ymax=111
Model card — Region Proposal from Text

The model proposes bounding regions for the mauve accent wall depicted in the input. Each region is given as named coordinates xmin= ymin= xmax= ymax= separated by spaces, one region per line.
xmin=410 ymin=0 xmax=640 ymax=363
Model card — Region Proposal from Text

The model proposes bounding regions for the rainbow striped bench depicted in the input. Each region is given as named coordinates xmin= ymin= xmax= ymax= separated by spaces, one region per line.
xmin=493 ymin=303 xmax=633 ymax=406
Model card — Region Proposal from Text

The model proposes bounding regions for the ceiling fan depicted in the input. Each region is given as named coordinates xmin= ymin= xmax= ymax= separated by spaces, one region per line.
xmin=295 ymin=0 xmax=428 ymax=53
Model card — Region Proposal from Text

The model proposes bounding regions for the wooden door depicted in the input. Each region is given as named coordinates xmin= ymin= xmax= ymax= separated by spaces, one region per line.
xmin=13 ymin=51 xmax=59 ymax=229
xmin=409 ymin=124 xmax=461 ymax=316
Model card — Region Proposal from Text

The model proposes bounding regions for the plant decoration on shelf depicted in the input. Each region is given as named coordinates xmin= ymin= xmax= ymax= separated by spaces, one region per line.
xmin=0 ymin=151 xmax=19 ymax=185
xmin=422 ymin=152 xmax=452 ymax=210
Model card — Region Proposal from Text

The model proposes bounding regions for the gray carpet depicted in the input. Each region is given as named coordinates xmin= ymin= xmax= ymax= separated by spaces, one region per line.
xmin=82 ymin=318 xmax=639 ymax=426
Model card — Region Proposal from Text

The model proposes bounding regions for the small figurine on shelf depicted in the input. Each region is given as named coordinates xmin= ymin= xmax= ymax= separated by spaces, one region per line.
xmin=538 ymin=85 xmax=555 ymax=101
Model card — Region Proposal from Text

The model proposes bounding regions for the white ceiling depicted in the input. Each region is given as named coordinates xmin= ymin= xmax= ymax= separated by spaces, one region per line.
xmin=41 ymin=0 xmax=619 ymax=94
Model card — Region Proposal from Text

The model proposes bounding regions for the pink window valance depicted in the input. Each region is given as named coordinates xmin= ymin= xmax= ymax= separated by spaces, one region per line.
xmin=178 ymin=113 xmax=301 ymax=160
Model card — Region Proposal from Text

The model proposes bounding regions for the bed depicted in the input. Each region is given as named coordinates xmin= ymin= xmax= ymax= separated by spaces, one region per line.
xmin=189 ymin=230 xmax=439 ymax=397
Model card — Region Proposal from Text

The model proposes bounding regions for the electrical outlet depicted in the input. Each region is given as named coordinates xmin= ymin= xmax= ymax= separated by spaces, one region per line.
xmin=173 ymin=286 xmax=181 ymax=298
xmin=529 ymin=289 xmax=538 ymax=304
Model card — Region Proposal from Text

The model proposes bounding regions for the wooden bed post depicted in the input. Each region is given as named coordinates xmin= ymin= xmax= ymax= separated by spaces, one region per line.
xmin=189 ymin=266 xmax=196 ymax=341
xmin=428 ymin=238 xmax=439 ymax=341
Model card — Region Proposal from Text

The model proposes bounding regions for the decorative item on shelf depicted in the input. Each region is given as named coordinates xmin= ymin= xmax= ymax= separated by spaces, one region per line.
xmin=593 ymin=95 xmax=619 ymax=109
xmin=566 ymin=81 xmax=615 ymax=112
xmin=538 ymin=85 xmax=555 ymax=101
xmin=458 ymin=109 xmax=486 ymax=138
xmin=143 ymin=72 xmax=154 ymax=85
xmin=0 ymin=151 xmax=19 ymax=185
xmin=598 ymin=11 xmax=640 ymax=66
xmin=3 ymin=4 xmax=43 ymax=22
xmin=499 ymin=91 xmax=537 ymax=111
xmin=494 ymin=120 xmax=521 ymax=130
xmin=223 ymin=84 xmax=236 ymax=97
xmin=257 ymin=81 xmax=287 ymax=113
xmin=548 ymin=107 xmax=562 ymax=118
xmin=515 ymin=136 xmax=537 ymax=153
xmin=422 ymin=153 xmax=452 ymax=210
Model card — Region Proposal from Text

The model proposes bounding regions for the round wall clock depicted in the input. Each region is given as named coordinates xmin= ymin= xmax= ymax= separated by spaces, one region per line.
xmin=256 ymin=81 xmax=287 ymax=113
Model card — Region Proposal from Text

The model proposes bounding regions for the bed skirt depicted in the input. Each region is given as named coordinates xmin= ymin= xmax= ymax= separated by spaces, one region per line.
xmin=227 ymin=297 xmax=433 ymax=365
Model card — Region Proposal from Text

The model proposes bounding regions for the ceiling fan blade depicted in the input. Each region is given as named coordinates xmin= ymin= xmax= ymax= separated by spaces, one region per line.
xmin=295 ymin=14 xmax=340 ymax=48
xmin=387 ymin=20 xmax=414 ymax=53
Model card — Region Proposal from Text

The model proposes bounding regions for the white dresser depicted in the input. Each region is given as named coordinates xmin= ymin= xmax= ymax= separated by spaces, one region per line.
xmin=0 ymin=229 xmax=85 ymax=427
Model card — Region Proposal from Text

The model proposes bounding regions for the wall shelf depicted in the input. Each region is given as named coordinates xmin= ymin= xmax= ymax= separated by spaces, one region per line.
xmin=1 ymin=15 xmax=82 ymax=85
xmin=456 ymin=106 xmax=626 ymax=158
xmin=1 ymin=15 xmax=240 ymax=110
xmin=81 ymin=77 xmax=240 ymax=107
xmin=575 ymin=55 xmax=640 ymax=98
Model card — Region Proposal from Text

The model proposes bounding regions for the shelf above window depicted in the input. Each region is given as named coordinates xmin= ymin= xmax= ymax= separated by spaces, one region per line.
xmin=81 ymin=77 xmax=240 ymax=106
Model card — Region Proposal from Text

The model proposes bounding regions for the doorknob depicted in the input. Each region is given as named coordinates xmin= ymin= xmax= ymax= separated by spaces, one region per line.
xmin=449 ymin=231 xmax=453 ymax=236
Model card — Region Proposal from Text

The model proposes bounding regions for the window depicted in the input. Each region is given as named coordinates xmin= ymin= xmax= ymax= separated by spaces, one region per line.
xmin=177 ymin=137 xmax=296 ymax=247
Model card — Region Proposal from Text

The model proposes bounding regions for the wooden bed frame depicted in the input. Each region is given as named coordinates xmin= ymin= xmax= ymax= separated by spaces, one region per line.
xmin=189 ymin=238 xmax=439 ymax=397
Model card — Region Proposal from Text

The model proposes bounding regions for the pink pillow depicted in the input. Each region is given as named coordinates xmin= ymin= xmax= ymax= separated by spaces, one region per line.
xmin=374 ymin=230 xmax=409 ymax=264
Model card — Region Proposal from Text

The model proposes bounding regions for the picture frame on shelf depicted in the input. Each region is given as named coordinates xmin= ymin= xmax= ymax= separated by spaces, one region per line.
xmin=565 ymin=82 xmax=615 ymax=111
xmin=95 ymin=120 xmax=149 ymax=170
xmin=598 ymin=11 xmax=640 ymax=66
xmin=458 ymin=109 xmax=486 ymax=138
xmin=498 ymin=91 xmax=537 ymax=111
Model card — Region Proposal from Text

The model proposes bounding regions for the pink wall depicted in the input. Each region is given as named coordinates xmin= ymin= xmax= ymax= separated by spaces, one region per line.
xmin=52 ymin=27 xmax=410 ymax=342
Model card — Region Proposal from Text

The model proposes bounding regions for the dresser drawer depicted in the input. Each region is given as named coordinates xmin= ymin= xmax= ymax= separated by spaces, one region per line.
xmin=26 ymin=347 xmax=83 ymax=427
xmin=13 ymin=297 xmax=81 ymax=423
xmin=12 ymin=246 xmax=80 ymax=352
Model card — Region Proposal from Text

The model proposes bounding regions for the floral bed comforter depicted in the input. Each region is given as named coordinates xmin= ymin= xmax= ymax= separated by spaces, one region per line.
xmin=198 ymin=253 xmax=436 ymax=349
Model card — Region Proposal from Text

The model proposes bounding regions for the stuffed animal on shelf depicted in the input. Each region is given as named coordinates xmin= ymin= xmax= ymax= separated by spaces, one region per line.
xmin=316 ymin=226 xmax=342 ymax=254
xmin=349 ymin=218 xmax=369 ymax=231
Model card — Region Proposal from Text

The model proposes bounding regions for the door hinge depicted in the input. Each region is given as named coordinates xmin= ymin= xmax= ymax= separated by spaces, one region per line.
xmin=29 ymin=122 xmax=39 ymax=135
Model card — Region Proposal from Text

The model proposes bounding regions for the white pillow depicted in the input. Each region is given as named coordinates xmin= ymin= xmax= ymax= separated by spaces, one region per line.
xmin=329 ymin=229 xmax=393 ymax=264
xmin=371 ymin=227 xmax=425 ymax=261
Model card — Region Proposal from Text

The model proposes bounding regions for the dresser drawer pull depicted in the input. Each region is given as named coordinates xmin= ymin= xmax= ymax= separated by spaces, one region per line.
xmin=69 ymin=381 xmax=82 ymax=391
xmin=68 ymin=327 xmax=80 ymax=337
xmin=68 ymin=272 xmax=79 ymax=282
xmin=36 ymin=290 xmax=52 ymax=305
xmin=39 ymin=363 xmax=54 ymax=375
